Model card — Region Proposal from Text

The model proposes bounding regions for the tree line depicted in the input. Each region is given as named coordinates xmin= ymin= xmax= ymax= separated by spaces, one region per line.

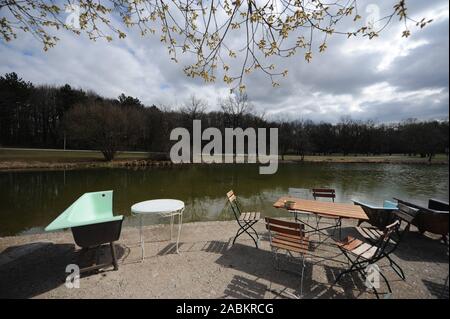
xmin=0 ymin=72 xmax=448 ymax=161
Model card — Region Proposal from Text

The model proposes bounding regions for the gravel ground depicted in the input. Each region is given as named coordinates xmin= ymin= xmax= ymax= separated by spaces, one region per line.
xmin=0 ymin=219 xmax=448 ymax=299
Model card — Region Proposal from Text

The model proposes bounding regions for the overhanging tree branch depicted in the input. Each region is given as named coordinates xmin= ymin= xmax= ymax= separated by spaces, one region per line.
xmin=0 ymin=0 xmax=432 ymax=90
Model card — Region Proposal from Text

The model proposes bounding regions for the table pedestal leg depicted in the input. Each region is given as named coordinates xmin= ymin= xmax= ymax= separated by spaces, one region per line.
xmin=176 ymin=210 xmax=183 ymax=254
xmin=170 ymin=214 xmax=174 ymax=241
xmin=140 ymin=214 xmax=145 ymax=262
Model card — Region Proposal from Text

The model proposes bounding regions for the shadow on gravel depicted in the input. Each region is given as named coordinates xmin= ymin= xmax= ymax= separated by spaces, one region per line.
xmin=423 ymin=278 xmax=449 ymax=299
xmin=0 ymin=242 xmax=126 ymax=298
xmin=215 ymin=243 xmax=362 ymax=299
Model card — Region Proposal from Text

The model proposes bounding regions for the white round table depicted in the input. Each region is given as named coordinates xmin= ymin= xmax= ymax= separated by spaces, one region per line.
xmin=131 ymin=199 xmax=185 ymax=261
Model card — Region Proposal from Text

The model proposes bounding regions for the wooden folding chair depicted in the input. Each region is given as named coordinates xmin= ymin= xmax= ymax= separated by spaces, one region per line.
xmin=353 ymin=203 xmax=418 ymax=281
xmin=335 ymin=220 xmax=402 ymax=298
xmin=312 ymin=188 xmax=342 ymax=241
xmin=265 ymin=217 xmax=310 ymax=296
xmin=226 ymin=190 xmax=260 ymax=248
xmin=312 ymin=188 xmax=336 ymax=202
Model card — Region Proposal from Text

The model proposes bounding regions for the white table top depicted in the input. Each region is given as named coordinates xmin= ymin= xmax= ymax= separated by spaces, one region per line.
xmin=131 ymin=199 xmax=185 ymax=215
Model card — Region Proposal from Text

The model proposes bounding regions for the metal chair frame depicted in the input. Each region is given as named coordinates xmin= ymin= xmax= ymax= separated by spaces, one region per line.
xmin=265 ymin=217 xmax=309 ymax=297
xmin=335 ymin=220 xmax=402 ymax=298
xmin=226 ymin=190 xmax=260 ymax=248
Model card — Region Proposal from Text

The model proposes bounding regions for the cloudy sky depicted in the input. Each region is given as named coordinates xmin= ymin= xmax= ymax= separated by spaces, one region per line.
xmin=0 ymin=0 xmax=448 ymax=123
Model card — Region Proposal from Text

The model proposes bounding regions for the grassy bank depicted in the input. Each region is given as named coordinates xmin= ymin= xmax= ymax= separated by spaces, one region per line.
xmin=0 ymin=148 xmax=152 ymax=162
xmin=0 ymin=148 xmax=448 ymax=171
xmin=0 ymin=148 xmax=170 ymax=171
xmin=282 ymin=154 xmax=449 ymax=164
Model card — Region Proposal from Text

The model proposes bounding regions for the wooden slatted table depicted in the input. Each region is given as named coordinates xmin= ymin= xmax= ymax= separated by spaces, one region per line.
xmin=273 ymin=197 xmax=368 ymax=221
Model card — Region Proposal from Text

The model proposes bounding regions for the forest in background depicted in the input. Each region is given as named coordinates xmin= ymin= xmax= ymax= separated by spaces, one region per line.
xmin=0 ymin=73 xmax=448 ymax=161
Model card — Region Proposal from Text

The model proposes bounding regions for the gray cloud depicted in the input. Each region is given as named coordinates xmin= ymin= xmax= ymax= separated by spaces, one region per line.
xmin=384 ymin=18 xmax=449 ymax=92
xmin=0 ymin=0 xmax=448 ymax=123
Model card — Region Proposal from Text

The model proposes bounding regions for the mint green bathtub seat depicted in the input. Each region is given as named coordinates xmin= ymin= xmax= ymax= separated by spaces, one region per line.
xmin=352 ymin=199 xmax=398 ymax=229
xmin=45 ymin=190 xmax=123 ymax=231
xmin=45 ymin=190 xmax=124 ymax=272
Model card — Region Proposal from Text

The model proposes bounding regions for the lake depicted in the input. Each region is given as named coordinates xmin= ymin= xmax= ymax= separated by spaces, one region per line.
xmin=0 ymin=163 xmax=448 ymax=237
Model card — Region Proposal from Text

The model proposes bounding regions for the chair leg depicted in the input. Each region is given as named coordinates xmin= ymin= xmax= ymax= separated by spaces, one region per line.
xmin=271 ymin=248 xmax=281 ymax=270
xmin=232 ymin=228 xmax=242 ymax=245
xmin=339 ymin=222 xmax=342 ymax=240
xmin=336 ymin=218 xmax=342 ymax=240
xmin=387 ymin=255 xmax=406 ymax=280
xmin=379 ymin=269 xmax=392 ymax=296
xmin=246 ymin=221 xmax=259 ymax=239
xmin=234 ymin=224 xmax=250 ymax=241
xmin=315 ymin=215 xmax=322 ymax=242
xmin=356 ymin=267 xmax=380 ymax=299
xmin=110 ymin=242 xmax=118 ymax=271
xmin=300 ymin=253 xmax=305 ymax=297
xmin=347 ymin=262 xmax=393 ymax=299
xmin=233 ymin=222 xmax=258 ymax=248
xmin=335 ymin=252 xmax=367 ymax=284
xmin=249 ymin=224 xmax=259 ymax=246
xmin=361 ymin=267 xmax=392 ymax=299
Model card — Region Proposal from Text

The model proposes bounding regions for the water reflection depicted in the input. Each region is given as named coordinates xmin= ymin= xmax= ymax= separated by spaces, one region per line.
xmin=0 ymin=163 xmax=448 ymax=236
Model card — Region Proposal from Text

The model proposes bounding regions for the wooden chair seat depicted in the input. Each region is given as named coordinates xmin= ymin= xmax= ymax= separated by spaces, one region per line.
xmin=337 ymin=235 xmax=364 ymax=250
xmin=352 ymin=243 xmax=378 ymax=259
xmin=239 ymin=212 xmax=261 ymax=222
xmin=337 ymin=236 xmax=377 ymax=259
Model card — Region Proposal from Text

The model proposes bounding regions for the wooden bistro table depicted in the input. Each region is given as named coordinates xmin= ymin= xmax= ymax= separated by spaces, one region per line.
xmin=273 ymin=197 xmax=368 ymax=241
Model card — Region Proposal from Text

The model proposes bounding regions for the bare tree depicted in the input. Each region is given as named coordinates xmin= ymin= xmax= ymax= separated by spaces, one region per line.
xmin=181 ymin=94 xmax=207 ymax=120
xmin=0 ymin=1 xmax=432 ymax=89
xmin=220 ymin=92 xmax=253 ymax=128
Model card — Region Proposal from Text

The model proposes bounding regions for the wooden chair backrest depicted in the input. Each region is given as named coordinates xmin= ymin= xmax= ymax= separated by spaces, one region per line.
xmin=265 ymin=217 xmax=305 ymax=238
xmin=382 ymin=220 xmax=400 ymax=241
xmin=312 ymin=188 xmax=336 ymax=200
xmin=227 ymin=190 xmax=236 ymax=203
xmin=226 ymin=190 xmax=241 ymax=219
xmin=372 ymin=219 xmax=401 ymax=260
xmin=394 ymin=203 xmax=418 ymax=225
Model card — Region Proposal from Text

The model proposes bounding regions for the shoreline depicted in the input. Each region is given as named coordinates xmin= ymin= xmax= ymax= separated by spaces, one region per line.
xmin=0 ymin=159 xmax=177 ymax=172
xmin=1 ymin=157 xmax=448 ymax=172
xmin=0 ymin=220 xmax=230 ymax=241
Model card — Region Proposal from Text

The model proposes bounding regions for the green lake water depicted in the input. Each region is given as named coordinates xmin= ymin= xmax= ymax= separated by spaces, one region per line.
xmin=0 ymin=163 xmax=448 ymax=237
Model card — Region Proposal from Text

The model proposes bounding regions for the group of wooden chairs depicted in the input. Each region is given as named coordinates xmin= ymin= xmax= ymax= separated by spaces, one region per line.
xmin=226 ymin=188 xmax=339 ymax=249
xmin=226 ymin=189 xmax=412 ymax=298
